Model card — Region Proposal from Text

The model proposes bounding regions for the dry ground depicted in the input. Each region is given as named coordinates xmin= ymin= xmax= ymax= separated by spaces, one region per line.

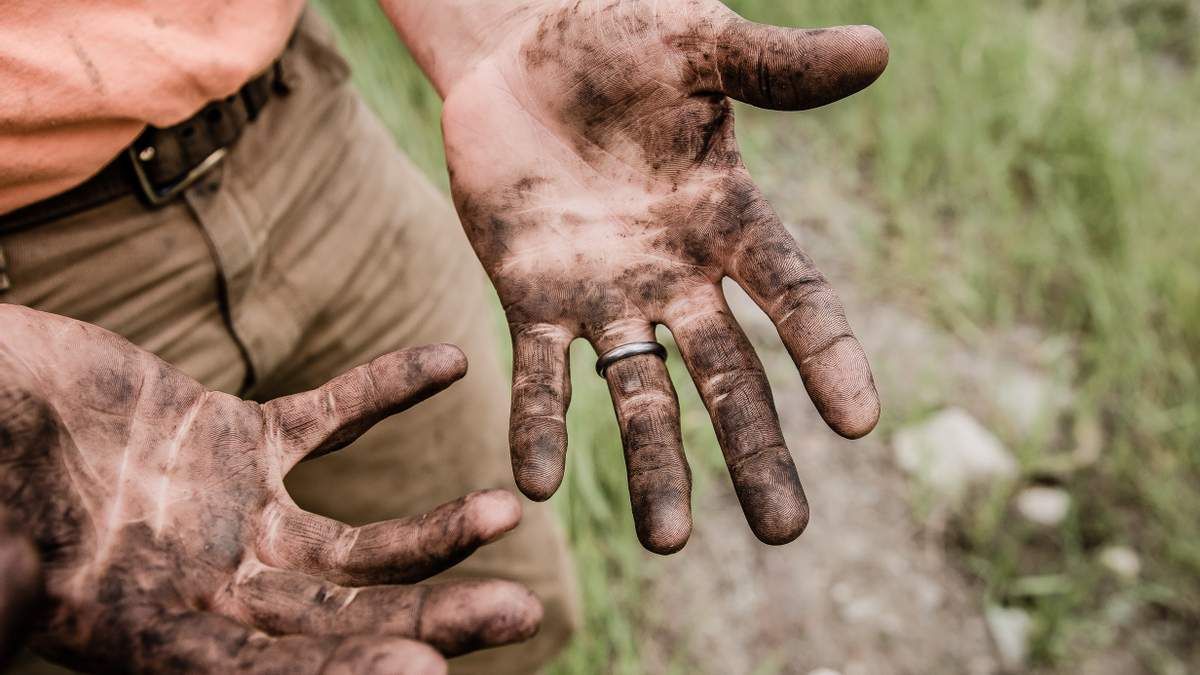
xmin=636 ymin=167 xmax=1024 ymax=675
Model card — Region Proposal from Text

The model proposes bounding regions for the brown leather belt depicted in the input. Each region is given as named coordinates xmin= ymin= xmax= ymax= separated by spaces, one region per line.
xmin=0 ymin=60 xmax=291 ymax=235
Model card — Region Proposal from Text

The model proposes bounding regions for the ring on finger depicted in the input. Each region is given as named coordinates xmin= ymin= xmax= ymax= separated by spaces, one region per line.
xmin=595 ymin=341 xmax=668 ymax=378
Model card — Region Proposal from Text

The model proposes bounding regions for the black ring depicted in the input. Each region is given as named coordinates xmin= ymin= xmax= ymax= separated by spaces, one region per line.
xmin=595 ymin=341 xmax=668 ymax=377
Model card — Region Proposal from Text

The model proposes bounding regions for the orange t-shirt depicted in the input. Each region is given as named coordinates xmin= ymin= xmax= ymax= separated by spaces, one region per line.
xmin=0 ymin=1 xmax=306 ymax=214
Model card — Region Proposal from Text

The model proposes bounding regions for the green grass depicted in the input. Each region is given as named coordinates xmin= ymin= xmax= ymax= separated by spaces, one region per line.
xmin=734 ymin=0 xmax=1200 ymax=668
xmin=540 ymin=337 xmax=724 ymax=675
xmin=316 ymin=0 xmax=1199 ymax=671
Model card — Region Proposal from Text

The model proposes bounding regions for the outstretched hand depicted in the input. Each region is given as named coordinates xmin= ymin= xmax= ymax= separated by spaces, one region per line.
xmin=0 ymin=305 xmax=541 ymax=674
xmin=441 ymin=0 xmax=887 ymax=552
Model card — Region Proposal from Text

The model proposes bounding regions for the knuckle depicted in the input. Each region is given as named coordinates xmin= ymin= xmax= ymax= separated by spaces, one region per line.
xmin=703 ymin=364 xmax=768 ymax=400
xmin=621 ymin=389 xmax=676 ymax=411
xmin=511 ymin=371 xmax=564 ymax=397
xmin=802 ymin=332 xmax=859 ymax=365
xmin=774 ymin=278 xmax=836 ymax=321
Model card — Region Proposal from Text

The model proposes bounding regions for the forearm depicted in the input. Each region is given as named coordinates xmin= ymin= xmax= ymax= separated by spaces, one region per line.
xmin=378 ymin=0 xmax=549 ymax=97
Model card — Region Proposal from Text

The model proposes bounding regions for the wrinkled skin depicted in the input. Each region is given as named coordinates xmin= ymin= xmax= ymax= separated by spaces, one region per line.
xmin=443 ymin=0 xmax=887 ymax=552
xmin=0 ymin=305 xmax=541 ymax=674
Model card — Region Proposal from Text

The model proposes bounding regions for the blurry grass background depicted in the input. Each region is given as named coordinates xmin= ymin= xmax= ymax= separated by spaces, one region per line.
xmin=314 ymin=0 xmax=1199 ymax=671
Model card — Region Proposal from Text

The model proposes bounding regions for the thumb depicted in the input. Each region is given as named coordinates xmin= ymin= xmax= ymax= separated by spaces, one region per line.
xmin=707 ymin=19 xmax=889 ymax=111
xmin=0 ymin=508 xmax=41 ymax=667
xmin=265 ymin=344 xmax=468 ymax=469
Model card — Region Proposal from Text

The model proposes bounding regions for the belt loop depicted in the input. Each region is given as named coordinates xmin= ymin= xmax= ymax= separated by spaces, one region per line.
xmin=272 ymin=59 xmax=293 ymax=96
xmin=0 ymin=244 xmax=10 ymax=292
xmin=241 ymin=80 xmax=269 ymax=121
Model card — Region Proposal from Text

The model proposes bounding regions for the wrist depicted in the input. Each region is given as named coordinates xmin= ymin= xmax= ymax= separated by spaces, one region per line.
xmin=379 ymin=0 xmax=552 ymax=97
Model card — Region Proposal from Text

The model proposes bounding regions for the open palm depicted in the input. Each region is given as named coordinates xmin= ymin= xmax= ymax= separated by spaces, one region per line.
xmin=444 ymin=0 xmax=888 ymax=553
xmin=0 ymin=306 xmax=540 ymax=674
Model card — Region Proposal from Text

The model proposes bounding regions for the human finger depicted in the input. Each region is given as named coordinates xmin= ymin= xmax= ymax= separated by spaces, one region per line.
xmin=264 ymin=344 xmax=468 ymax=468
xmin=690 ymin=14 xmax=888 ymax=111
xmin=508 ymin=324 xmax=573 ymax=501
xmin=729 ymin=196 xmax=880 ymax=439
xmin=259 ymin=490 xmax=521 ymax=585
xmin=665 ymin=292 xmax=808 ymax=544
xmin=603 ymin=351 xmax=692 ymax=554
xmin=229 ymin=565 xmax=542 ymax=657
xmin=0 ymin=509 xmax=40 ymax=666
xmin=120 ymin=610 xmax=446 ymax=675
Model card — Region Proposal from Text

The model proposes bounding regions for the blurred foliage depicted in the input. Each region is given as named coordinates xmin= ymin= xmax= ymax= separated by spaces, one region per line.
xmin=315 ymin=0 xmax=1198 ymax=671
xmin=1080 ymin=0 xmax=1199 ymax=65
xmin=740 ymin=0 xmax=1200 ymax=668
xmin=311 ymin=1 xmax=446 ymax=182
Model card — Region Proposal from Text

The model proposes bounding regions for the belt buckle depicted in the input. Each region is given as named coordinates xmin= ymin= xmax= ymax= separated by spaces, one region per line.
xmin=127 ymin=145 xmax=228 ymax=207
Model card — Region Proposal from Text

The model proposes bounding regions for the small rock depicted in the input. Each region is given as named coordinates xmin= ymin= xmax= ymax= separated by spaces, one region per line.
xmin=985 ymin=605 xmax=1032 ymax=671
xmin=893 ymin=408 xmax=1018 ymax=501
xmin=991 ymin=365 xmax=1073 ymax=438
xmin=808 ymin=669 xmax=842 ymax=675
xmin=1015 ymin=486 xmax=1072 ymax=527
xmin=1099 ymin=546 xmax=1141 ymax=582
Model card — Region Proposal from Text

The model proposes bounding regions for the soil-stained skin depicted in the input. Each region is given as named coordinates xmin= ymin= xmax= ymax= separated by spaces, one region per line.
xmin=0 ymin=505 xmax=41 ymax=667
xmin=442 ymin=0 xmax=889 ymax=553
xmin=0 ymin=305 xmax=542 ymax=674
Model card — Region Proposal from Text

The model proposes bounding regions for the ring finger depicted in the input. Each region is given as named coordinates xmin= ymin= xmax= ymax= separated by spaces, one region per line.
xmin=592 ymin=322 xmax=692 ymax=554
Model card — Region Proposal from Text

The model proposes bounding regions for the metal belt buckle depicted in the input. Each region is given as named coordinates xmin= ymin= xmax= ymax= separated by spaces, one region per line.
xmin=128 ymin=145 xmax=228 ymax=207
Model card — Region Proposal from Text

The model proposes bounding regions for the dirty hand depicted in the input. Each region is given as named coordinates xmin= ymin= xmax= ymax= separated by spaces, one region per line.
xmin=0 ymin=305 xmax=541 ymax=674
xmin=423 ymin=0 xmax=887 ymax=553
xmin=0 ymin=505 xmax=41 ymax=666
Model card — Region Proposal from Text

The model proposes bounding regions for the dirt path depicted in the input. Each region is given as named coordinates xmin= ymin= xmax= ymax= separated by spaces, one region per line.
xmin=640 ymin=290 xmax=1000 ymax=675
xmin=639 ymin=155 xmax=1004 ymax=675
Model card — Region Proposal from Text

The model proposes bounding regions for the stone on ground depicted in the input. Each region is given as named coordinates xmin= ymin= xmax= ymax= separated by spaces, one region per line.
xmin=893 ymin=407 xmax=1018 ymax=502
xmin=1099 ymin=546 xmax=1141 ymax=582
xmin=1014 ymin=486 xmax=1072 ymax=527
xmin=985 ymin=605 xmax=1033 ymax=671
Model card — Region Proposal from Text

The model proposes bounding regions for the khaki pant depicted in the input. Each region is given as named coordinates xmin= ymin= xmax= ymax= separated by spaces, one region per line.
xmin=0 ymin=11 xmax=578 ymax=675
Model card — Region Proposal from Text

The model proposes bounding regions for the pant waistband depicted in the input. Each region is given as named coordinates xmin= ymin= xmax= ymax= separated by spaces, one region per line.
xmin=0 ymin=53 xmax=293 ymax=235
